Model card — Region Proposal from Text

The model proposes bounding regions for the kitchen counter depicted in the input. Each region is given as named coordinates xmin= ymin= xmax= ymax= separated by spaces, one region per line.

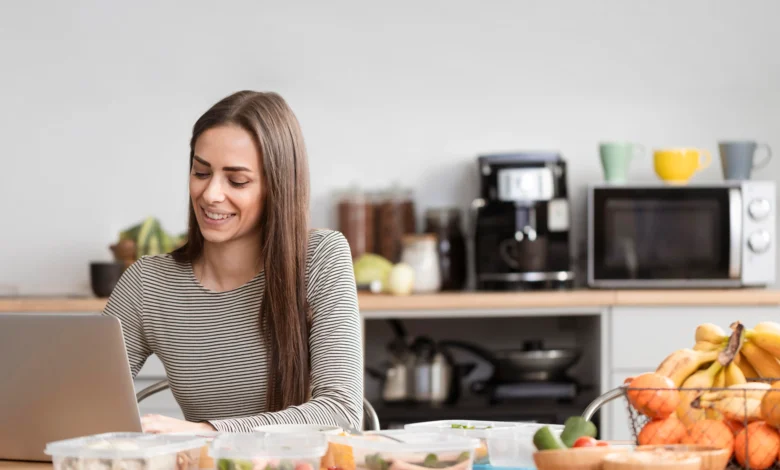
xmin=0 ymin=462 xmax=47 ymax=470
xmin=2 ymin=288 xmax=780 ymax=314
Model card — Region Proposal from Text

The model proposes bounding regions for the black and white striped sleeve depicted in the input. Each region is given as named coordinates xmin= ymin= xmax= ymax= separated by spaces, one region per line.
xmin=102 ymin=257 xmax=153 ymax=379
xmin=208 ymin=231 xmax=364 ymax=431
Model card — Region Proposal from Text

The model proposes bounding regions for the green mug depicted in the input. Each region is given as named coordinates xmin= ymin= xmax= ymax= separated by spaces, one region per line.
xmin=599 ymin=142 xmax=644 ymax=183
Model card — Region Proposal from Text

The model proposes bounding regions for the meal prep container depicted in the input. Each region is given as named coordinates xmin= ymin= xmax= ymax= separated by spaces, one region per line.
xmin=484 ymin=424 xmax=564 ymax=468
xmin=251 ymin=425 xmax=344 ymax=470
xmin=211 ymin=432 xmax=328 ymax=470
xmin=44 ymin=432 xmax=207 ymax=470
xmin=328 ymin=430 xmax=480 ymax=470
xmin=170 ymin=431 xmax=222 ymax=470
xmin=253 ymin=424 xmax=342 ymax=435
xmin=403 ymin=420 xmax=522 ymax=465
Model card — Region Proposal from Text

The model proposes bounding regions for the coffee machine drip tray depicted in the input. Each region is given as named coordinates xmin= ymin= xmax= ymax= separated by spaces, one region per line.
xmin=478 ymin=271 xmax=575 ymax=291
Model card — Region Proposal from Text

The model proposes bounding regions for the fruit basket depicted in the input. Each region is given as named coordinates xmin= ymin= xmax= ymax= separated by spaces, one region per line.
xmin=582 ymin=320 xmax=780 ymax=470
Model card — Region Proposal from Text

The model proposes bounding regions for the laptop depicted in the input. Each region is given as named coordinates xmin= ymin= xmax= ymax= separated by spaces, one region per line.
xmin=0 ymin=313 xmax=143 ymax=462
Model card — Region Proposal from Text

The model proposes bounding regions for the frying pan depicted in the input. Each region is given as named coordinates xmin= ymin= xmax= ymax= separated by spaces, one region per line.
xmin=438 ymin=339 xmax=581 ymax=383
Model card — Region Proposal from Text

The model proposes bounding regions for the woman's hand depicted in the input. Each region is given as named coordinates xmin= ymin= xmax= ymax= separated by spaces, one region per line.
xmin=141 ymin=414 xmax=215 ymax=434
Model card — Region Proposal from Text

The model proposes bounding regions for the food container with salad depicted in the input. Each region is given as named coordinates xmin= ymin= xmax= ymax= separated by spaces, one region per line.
xmin=211 ymin=432 xmax=328 ymax=470
xmin=44 ymin=432 xmax=207 ymax=470
xmin=170 ymin=431 xmax=222 ymax=470
xmin=327 ymin=430 xmax=479 ymax=470
xmin=403 ymin=420 xmax=521 ymax=465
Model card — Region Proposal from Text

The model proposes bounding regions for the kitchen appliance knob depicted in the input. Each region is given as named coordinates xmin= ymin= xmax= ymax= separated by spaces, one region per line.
xmin=748 ymin=198 xmax=771 ymax=221
xmin=748 ymin=230 xmax=771 ymax=254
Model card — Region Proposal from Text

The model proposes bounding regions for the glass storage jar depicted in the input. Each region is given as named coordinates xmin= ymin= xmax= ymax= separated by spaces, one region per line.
xmin=424 ymin=208 xmax=467 ymax=291
xmin=376 ymin=186 xmax=417 ymax=263
xmin=336 ymin=187 xmax=375 ymax=259
xmin=400 ymin=234 xmax=441 ymax=293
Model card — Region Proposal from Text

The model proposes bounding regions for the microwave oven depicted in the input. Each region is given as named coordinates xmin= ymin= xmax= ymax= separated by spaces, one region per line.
xmin=587 ymin=181 xmax=776 ymax=288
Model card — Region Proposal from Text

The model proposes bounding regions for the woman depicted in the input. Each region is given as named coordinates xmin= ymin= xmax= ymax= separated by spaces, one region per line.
xmin=103 ymin=91 xmax=363 ymax=433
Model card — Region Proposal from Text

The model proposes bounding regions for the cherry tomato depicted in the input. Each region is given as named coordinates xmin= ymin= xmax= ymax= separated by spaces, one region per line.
xmin=572 ymin=436 xmax=598 ymax=448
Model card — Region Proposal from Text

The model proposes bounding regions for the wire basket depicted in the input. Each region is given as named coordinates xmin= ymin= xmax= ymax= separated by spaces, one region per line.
xmin=584 ymin=379 xmax=780 ymax=470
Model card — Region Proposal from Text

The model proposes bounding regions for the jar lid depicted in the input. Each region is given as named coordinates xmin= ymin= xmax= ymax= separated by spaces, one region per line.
xmin=402 ymin=233 xmax=437 ymax=244
xmin=425 ymin=207 xmax=462 ymax=223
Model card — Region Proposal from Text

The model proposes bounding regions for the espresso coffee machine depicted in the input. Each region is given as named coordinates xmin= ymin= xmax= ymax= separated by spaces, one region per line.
xmin=472 ymin=152 xmax=574 ymax=290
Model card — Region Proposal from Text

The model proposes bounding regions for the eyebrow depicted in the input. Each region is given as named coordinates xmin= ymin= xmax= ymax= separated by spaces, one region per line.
xmin=193 ymin=155 xmax=251 ymax=172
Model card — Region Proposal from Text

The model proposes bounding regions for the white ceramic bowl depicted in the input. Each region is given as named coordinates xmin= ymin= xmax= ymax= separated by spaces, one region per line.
xmin=253 ymin=423 xmax=343 ymax=435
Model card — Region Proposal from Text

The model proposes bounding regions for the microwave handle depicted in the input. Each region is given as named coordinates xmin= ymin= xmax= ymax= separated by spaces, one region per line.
xmin=729 ymin=188 xmax=743 ymax=279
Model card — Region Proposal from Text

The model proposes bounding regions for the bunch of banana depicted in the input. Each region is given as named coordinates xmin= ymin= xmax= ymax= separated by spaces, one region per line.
xmin=691 ymin=382 xmax=771 ymax=422
xmin=741 ymin=321 xmax=780 ymax=379
xmin=650 ymin=320 xmax=780 ymax=427
xmin=676 ymin=360 xmax=723 ymax=426
xmin=656 ymin=323 xmax=737 ymax=388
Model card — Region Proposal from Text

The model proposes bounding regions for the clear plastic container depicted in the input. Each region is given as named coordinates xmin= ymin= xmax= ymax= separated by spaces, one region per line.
xmin=44 ymin=432 xmax=207 ymax=470
xmin=210 ymin=432 xmax=328 ymax=470
xmin=170 ymin=431 xmax=222 ymax=470
xmin=484 ymin=424 xmax=565 ymax=469
xmin=403 ymin=420 xmax=523 ymax=465
xmin=328 ymin=430 xmax=480 ymax=470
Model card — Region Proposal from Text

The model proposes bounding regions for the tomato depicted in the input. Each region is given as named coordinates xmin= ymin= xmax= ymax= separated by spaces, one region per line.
xmin=596 ymin=441 xmax=610 ymax=447
xmin=572 ymin=436 xmax=598 ymax=448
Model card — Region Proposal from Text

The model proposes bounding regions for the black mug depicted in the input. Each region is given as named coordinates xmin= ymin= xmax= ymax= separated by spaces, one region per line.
xmin=90 ymin=261 xmax=125 ymax=298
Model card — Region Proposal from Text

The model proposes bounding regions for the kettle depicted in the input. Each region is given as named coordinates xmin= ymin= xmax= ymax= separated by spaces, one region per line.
xmin=365 ymin=320 xmax=416 ymax=404
xmin=412 ymin=337 xmax=476 ymax=406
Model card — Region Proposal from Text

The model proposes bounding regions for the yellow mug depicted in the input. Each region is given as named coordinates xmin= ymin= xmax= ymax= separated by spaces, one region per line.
xmin=653 ymin=148 xmax=712 ymax=184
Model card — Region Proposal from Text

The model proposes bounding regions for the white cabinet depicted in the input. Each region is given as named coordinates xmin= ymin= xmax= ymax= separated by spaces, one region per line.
xmin=602 ymin=371 xmax=644 ymax=442
xmin=610 ymin=306 xmax=780 ymax=371
xmin=602 ymin=305 xmax=780 ymax=442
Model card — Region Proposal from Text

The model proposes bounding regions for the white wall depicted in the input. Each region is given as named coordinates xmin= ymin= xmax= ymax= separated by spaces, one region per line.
xmin=2 ymin=0 xmax=779 ymax=295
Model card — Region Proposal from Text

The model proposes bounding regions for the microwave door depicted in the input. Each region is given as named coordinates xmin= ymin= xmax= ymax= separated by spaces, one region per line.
xmin=590 ymin=187 xmax=738 ymax=288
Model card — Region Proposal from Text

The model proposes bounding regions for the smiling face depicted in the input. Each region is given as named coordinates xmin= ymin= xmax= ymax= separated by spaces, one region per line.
xmin=189 ymin=124 xmax=265 ymax=246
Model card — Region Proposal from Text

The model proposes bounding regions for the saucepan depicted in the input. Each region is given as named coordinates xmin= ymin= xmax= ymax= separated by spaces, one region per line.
xmin=438 ymin=339 xmax=581 ymax=383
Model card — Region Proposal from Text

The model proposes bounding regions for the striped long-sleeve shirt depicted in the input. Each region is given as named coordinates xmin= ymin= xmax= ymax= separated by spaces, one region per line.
xmin=102 ymin=229 xmax=363 ymax=431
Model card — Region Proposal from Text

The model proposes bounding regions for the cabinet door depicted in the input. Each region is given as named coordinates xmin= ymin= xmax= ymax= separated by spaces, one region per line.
xmin=603 ymin=372 xmax=643 ymax=442
xmin=611 ymin=306 xmax=780 ymax=371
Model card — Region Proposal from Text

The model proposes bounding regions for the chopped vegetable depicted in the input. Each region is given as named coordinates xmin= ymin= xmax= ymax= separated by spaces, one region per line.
xmin=532 ymin=426 xmax=567 ymax=451
xmin=559 ymin=417 xmax=598 ymax=448
xmin=572 ymin=436 xmax=598 ymax=448
xmin=365 ymin=454 xmax=389 ymax=470
xmin=449 ymin=424 xmax=492 ymax=430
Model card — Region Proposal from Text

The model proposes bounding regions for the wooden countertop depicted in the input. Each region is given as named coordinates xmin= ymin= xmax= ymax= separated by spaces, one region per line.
xmin=0 ymin=462 xmax=47 ymax=470
xmin=2 ymin=288 xmax=780 ymax=314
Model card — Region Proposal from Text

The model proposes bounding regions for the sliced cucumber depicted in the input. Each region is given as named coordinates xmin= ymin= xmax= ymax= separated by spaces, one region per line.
xmin=532 ymin=426 xmax=566 ymax=451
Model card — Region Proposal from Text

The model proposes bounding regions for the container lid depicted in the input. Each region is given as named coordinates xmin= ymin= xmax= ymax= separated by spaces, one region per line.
xmin=45 ymin=433 xmax=207 ymax=458
xmin=404 ymin=420 xmax=522 ymax=438
xmin=329 ymin=430 xmax=480 ymax=453
xmin=211 ymin=432 xmax=328 ymax=460
xmin=253 ymin=424 xmax=342 ymax=435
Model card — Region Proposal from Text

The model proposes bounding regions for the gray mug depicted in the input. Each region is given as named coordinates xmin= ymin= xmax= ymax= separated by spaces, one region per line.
xmin=718 ymin=141 xmax=772 ymax=180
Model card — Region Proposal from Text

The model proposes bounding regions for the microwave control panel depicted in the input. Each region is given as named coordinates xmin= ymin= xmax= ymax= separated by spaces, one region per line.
xmin=742 ymin=181 xmax=776 ymax=285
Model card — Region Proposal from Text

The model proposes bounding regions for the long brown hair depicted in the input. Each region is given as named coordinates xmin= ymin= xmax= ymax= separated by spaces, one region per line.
xmin=172 ymin=91 xmax=311 ymax=411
